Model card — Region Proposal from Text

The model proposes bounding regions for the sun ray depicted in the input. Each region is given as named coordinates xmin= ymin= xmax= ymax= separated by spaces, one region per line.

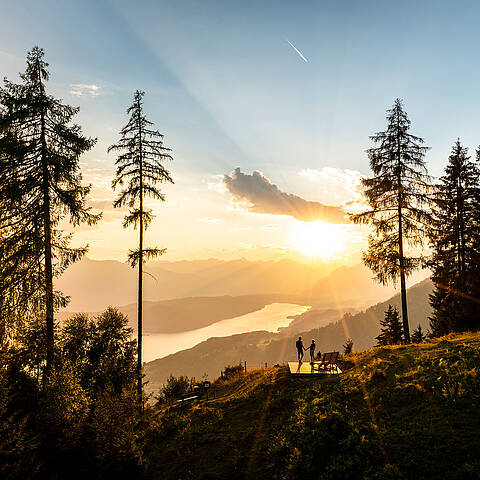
xmin=290 ymin=220 xmax=348 ymax=260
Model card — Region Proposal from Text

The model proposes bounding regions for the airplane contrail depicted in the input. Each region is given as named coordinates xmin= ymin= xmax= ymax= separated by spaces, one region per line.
xmin=286 ymin=38 xmax=308 ymax=63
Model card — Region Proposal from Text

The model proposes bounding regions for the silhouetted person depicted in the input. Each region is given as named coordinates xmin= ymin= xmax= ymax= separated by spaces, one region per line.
xmin=296 ymin=336 xmax=305 ymax=362
xmin=308 ymin=339 xmax=316 ymax=363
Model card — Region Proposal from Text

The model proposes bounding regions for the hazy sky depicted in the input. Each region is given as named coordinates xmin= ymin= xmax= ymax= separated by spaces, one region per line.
xmin=2 ymin=0 xmax=480 ymax=263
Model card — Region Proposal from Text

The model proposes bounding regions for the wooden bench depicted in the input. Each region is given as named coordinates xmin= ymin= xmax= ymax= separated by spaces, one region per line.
xmin=314 ymin=351 xmax=340 ymax=374
xmin=176 ymin=383 xmax=204 ymax=406
xmin=176 ymin=393 xmax=198 ymax=405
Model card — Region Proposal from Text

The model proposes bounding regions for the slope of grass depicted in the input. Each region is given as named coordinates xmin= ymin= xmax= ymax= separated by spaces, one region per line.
xmin=144 ymin=332 xmax=480 ymax=480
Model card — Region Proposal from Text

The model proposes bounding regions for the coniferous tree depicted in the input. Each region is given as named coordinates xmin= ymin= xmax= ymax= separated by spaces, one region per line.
xmin=352 ymin=99 xmax=432 ymax=342
xmin=0 ymin=47 xmax=99 ymax=374
xmin=109 ymin=90 xmax=173 ymax=410
xmin=411 ymin=324 xmax=425 ymax=343
xmin=375 ymin=304 xmax=403 ymax=346
xmin=428 ymin=140 xmax=480 ymax=335
xmin=470 ymin=147 xmax=480 ymax=325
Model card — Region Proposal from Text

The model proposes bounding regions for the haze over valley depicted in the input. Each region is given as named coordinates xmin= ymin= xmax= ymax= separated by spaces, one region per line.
xmin=58 ymin=256 xmax=429 ymax=366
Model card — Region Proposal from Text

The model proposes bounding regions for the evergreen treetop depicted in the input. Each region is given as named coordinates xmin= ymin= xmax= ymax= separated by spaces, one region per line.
xmin=353 ymin=99 xmax=431 ymax=283
xmin=411 ymin=325 xmax=425 ymax=343
xmin=376 ymin=304 xmax=404 ymax=346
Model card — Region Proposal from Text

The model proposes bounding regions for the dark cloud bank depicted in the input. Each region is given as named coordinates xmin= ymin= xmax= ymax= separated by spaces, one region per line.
xmin=223 ymin=168 xmax=348 ymax=224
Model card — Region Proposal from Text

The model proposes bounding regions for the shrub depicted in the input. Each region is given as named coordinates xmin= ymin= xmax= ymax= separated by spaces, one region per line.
xmin=0 ymin=373 xmax=39 ymax=480
xmin=223 ymin=363 xmax=244 ymax=379
xmin=156 ymin=375 xmax=191 ymax=404
xmin=343 ymin=338 xmax=354 ymax=355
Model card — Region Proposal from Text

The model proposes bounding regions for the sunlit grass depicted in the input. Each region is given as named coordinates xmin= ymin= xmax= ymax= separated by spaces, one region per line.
xmin=148 ymin=332 xmax=480 ymax=479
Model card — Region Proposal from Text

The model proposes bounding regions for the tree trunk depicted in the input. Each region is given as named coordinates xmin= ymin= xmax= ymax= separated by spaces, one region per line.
xmin=38 ymin=62 xmax=55 ymax=379
xmin=137 ymin=101 xmax=144 ymax=413
xmin=457 ymin=178 xmax=466 ymax=287
xmin=398 ymin=224 xmax=410 ymax=343
xmin=397 ymin=125 xmax=410 ymax=343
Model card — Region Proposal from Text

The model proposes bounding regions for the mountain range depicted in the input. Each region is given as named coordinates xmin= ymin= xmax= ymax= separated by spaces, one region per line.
xmin=56 ymin=257 xmax=427 ymax=312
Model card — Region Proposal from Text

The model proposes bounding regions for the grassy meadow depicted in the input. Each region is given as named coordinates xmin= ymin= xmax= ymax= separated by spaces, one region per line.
xmin=145 ymin=333 xmax=480 ymax=479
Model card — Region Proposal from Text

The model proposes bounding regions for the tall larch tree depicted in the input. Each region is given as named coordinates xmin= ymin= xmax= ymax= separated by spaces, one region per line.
xmin=0 ymin=46 xmax=100 ymax=374
xmin=109 ymin=90 xmax=174 ymax=410
xmin=428 ymin=140 xmax=480 ymax=335
xmin=351 ymin=99 xmax=432 ymax=342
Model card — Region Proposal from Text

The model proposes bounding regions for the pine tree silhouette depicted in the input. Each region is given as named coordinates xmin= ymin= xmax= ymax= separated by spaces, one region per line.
xmin=376 ymin=304 xmax=404 ymax=346
xmin=0 ymin=46 xmax=99 ymax=374
xmin=352 ymin=99 xmax=432 ymax=343
xmin=411 ymin=325 xmax=425 ymax=343
xmin=428 ymin=140 xmax=480 ymax=335
xmin=109 ymin=90 xmax=174 ymax=410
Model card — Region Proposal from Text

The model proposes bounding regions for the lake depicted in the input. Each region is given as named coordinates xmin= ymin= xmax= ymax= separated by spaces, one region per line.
xmin=142 ymin=302 xmax=310 ymax=362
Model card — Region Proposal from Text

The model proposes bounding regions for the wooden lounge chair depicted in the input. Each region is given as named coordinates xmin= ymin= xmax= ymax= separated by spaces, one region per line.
xmin=314 ymin=351 xmax=340 ymax=373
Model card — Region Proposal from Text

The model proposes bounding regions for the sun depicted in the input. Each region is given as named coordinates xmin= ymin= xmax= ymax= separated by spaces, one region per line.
xmin=290 ymin=220 xmax=348 ymax=260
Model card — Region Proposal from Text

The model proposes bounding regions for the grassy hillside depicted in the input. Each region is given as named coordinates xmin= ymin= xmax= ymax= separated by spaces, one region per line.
xmin=145 ymin=279 xmax=433 ymax=389
xmin=145 ymin=333 xmax=480 ymax=480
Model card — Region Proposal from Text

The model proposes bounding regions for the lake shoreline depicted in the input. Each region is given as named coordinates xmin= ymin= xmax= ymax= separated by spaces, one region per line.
xmin=142 ymin=302 xmax=310 ymax=362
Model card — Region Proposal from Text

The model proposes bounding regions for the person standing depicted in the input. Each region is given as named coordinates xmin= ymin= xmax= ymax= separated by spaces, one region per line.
xmin=308 ymin=339 xmax=316 ymax=363
xmin=296 ymin=336 xmax=306 ymax=362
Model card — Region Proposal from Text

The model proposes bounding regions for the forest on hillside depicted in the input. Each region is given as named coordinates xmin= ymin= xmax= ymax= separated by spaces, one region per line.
xmin=1 ymin=47 xmax=480 ymax=479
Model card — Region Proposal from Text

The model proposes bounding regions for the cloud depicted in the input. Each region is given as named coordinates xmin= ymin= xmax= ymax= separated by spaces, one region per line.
xmin=69 ymin=84 xmax=101 ymax=97
xmin=222 ymin=168 xmax=348 ymax=223
xmin=298 ymin=167 xmax=367 ymax=212
xmin=207 ymin=175 xmax=227 ymax=193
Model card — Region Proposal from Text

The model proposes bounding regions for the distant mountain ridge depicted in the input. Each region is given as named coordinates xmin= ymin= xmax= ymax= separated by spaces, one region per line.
xmin=56 ymin=257 xmax=424 ymax=312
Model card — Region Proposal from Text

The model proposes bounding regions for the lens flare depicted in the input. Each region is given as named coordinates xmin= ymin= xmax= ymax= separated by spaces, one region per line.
xmin=290 ymin=220 xmax=347 ymax=259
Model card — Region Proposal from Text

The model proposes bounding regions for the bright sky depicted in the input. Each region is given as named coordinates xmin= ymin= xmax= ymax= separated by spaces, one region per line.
xmin=2 ymin=0 xmax=480 ymax=264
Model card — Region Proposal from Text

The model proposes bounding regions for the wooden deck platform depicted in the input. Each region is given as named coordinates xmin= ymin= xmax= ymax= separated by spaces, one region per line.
xmin=288 ymin=361 xmax=342 ymax=375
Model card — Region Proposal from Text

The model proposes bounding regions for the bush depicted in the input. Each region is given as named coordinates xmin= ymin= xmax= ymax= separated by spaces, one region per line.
xmin=223 ymin=363 xmax=243 ymax=379
xmin=156 ymin=375 xmax=191 ymax=405
xmin=343 ymin=337 xmax=354 ymax=355
xmin=0 ymin=307 xmax=145 ymax=479
xmin=418 ymin=344 xmax=480 ymax=402
xmin=0 ymin=373 xmax=39 ymax=480
xmin=89 ymin=388 xmax=145 ymax=478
